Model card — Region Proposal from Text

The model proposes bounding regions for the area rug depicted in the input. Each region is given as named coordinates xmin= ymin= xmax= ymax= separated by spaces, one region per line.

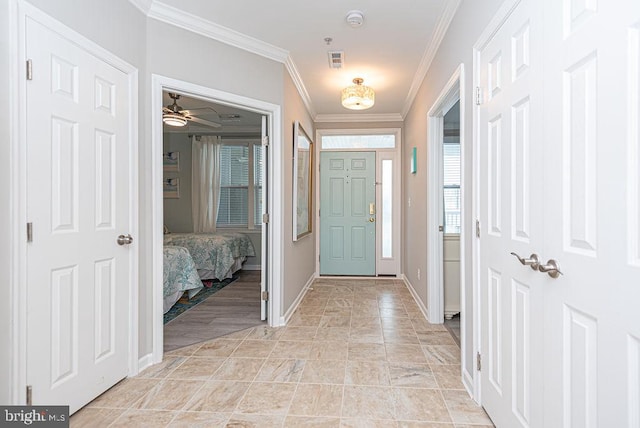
xmin=163 ymin=275 xmax=238 ymax=324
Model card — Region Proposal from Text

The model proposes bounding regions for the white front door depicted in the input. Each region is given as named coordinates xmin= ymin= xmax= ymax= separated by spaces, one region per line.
xmin=25 ymin=17 xmax=134 ymax=413
xmin=478 ymin=1 xmax=544 ymax=426
xmin=478 ymin=0 xmax=640 ymax=426
xmin=542 ymin=0 xmax=640 ymax=425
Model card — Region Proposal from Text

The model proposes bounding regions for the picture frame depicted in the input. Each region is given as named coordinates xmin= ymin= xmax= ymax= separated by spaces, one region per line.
xmin=411 ymin=147 xmax=417 ymax=174
xmin=163 ymin=178 xmax=180 ymax=198
xmin=292 ymin=121 xmax=313 ymax=241
xmin=163 ymin=151 xmax=180 ymax=172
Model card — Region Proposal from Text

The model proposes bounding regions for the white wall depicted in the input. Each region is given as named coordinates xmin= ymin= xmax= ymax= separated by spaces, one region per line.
xmin=282 ymin=72 xmax=316 ymax=312
xmin=402 ymin=0 xmax=506 ymax=383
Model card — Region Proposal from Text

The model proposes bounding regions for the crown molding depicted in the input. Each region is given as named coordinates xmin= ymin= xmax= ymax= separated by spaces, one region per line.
xmin=314 ymin=113 xmax=404 ymax=123
xmin=147 ymin=1 xmax=317 ymax=120
xmin=285 ymin=56 xmax=316 ymax=118
xmin=127 ymin=0 xmax=153 ymax=14
xmin=401 ymin=0 xmax=462 ymax=118
xmin=147 ymin=1 xmax=289 ymax=63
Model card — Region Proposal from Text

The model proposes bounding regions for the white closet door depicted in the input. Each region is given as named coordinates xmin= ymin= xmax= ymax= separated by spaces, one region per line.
xmin=25 ymin=16 xmax=133 ymax=413
xmin=542 ymin=0 xmax=640 ymax=425
xmin=478 ymin=1 xmax=545 ymax=426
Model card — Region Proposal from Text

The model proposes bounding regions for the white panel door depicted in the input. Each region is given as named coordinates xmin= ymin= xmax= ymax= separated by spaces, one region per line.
xmin=25 ymin=17 xmax=132 ymax=413
xmin=542 ymin=0 xmax=640 ymax=425
xmin=479 ymin=0 xmax=640 ymax=426
xmin=478 ymin=0 xmax=544 ymax=426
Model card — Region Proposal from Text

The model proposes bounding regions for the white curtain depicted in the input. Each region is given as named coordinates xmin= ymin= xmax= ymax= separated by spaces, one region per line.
xmin=191 ymin=136 xmax=221 ymax=233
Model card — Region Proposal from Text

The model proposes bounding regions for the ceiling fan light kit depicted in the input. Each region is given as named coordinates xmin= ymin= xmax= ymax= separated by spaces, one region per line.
xmin=162 ymin=112 xmax=188 ymax=127
xmin=341 ymin=77 xmax=375 ymax=110
xmin=162 ymin=92 xmax=222 ymax=128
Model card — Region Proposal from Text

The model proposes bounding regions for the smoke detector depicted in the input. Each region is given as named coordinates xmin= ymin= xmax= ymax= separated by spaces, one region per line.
xmin=346 ymin=10 xmax=364 ymax=28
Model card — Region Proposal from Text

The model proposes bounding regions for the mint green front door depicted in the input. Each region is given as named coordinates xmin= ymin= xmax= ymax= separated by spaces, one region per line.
xmin=320 ymin=151 xmax=376 ymax=275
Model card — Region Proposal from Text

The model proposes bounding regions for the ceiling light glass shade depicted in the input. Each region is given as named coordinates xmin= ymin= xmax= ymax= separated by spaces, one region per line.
xmin=163 ymin=113 xmax=188 ymax=127
xmin=341 ymin=78 xmax=375 ymax=110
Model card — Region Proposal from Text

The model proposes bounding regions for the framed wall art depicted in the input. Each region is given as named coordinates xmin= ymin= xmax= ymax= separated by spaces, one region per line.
xmin=292 ymin=121 xmax=313 ymax=241
xmin=163 ymin=151 xmax=180 ymax=172
xmin=163 ymin=177 xmax=180 ymax=198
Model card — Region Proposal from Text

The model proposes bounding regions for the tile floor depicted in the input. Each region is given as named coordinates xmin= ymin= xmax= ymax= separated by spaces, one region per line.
xmin=71 ymin=278 xmax=494 ymax=427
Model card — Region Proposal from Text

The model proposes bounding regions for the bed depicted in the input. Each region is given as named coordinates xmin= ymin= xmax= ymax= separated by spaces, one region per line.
xmin=163 ymin=246 xmax=203 ymax=314
xmin=163 ymin=232 xmax=256 ymax=281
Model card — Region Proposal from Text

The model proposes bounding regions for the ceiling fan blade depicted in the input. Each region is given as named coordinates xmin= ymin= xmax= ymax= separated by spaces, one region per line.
xmin=188 ymin=116 xmax=222 ymax=128
xmin=181 ymin=107 xmax=219 ymax=116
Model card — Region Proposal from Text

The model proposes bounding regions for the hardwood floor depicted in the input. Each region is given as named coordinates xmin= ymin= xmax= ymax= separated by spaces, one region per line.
xmin=163 ymin=270 xmax=265 ymax=352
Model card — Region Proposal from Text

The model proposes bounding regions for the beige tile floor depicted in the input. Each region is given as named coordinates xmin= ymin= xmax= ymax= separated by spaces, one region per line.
xmin=71 ymin=278 xmax=494 ymax=427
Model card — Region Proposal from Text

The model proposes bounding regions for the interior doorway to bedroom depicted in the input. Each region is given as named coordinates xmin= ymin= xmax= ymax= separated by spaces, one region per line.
xmin=161 ymin=92 xmax=266 ymax=351
xmin=151 ymin=77 xmax=282 ymax=356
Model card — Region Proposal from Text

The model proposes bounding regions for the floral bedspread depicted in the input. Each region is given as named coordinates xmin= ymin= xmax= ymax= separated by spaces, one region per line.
xmin=163 ymin=232 xmax=256 ymax=280
xmin=163 ymin=245 xmax=203 ymax=299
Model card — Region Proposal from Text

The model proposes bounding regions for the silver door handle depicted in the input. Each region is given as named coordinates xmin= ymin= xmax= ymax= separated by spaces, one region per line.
xmin=510 ymin=252 xmax=540 ymax=270
xmin=538 ymin=259 xmax=562 ymax=278
xmin=117 ymin=234 xmax=134 ymax=246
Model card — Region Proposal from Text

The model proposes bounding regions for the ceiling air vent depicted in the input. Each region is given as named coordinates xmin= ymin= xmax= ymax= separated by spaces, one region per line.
xmin=328 ymin=51 xmax=344 ymax=69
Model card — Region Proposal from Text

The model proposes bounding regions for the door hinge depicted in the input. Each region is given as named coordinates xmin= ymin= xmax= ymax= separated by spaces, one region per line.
xmin=27 ymin=222 xmax=33 ymax=242
xmin=477 ymin=352 xmax=482 ymax=371
xmin=262 ymin=136 xmax=269 ymax=147
xmin=26 ymin=59 xmax=33 ymax=81
xmin=26 ymin=385 xmax=32 ymax=405
xmin=476 ymin=219 xmax=481 ymax=238
xmin=475 ymin=86 xmax=482 ymax=106
xmin=261 ymin=291 xmax=269 ymax=301
xmin=262 ymin=213 xmax=270 ymax=224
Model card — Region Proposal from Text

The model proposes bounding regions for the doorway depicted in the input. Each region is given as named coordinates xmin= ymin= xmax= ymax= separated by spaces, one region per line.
xmin=161 ymin=93 xmax=266 ymax=351
xmin=425 ymin=65 xmax=474 ymax=393
xmin=150 ymin=75 xmax=283 ymax=364
xmin=316 ymin=129 xmax=402 ymax=277
xmin=442 ymin=101 xmax=462 ymax=343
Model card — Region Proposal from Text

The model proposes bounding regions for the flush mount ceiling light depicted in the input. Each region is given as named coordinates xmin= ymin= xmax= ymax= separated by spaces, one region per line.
xmin=162 ymin=112 xmax=188 ymax=127
xmin=341 ymin=77 xmax=375 ymax=110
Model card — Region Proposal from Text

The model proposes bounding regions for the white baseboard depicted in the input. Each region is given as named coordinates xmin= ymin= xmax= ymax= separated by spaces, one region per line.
xmin=243 ymin=264 xmax=261 ymax=271
xmin=280 ymin=273 xmax=315 ymax=325
xmin=137 ymin=353 xmax=155 ymax=374
xmin=401 ymin=274 xmax=430 ymax=322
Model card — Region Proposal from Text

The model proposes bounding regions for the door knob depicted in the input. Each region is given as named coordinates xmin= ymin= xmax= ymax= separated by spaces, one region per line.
xmin=117 ymin=234 xmax=134 ymax=246
xmin=538 ymin=259 xmax=562 ymax=278
xmin=510 ymin=252 xmax=540 ymax=270
xmin=368 ymin=217 xmax=375 ymax=223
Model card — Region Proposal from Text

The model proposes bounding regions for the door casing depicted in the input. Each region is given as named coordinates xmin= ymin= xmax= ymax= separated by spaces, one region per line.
xmin=426 ymin=64 xmax=472 ymax=394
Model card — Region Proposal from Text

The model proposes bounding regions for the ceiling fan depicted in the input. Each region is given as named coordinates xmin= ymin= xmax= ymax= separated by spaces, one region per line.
xmin=162 ymin=93 xmax=222 ymax=128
